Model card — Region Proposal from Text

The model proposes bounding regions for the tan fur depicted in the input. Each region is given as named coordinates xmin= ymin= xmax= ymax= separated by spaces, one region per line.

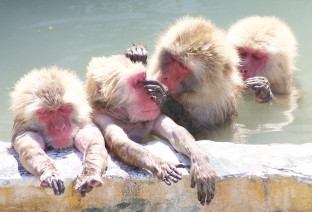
xmin=10 ymin=66 xmax=91 ymax=138
xmin=227 ymin=16 xmax=297 ymax=94
xmin=86 ymin=55 xmax=146 ymax=109
xmin=10 ymin=67 xmax=107 ymax=196
xmin=87 ymin=54 xmax=216 ymax=204
xmin=148 ymin=16 xmax=243 ymax=127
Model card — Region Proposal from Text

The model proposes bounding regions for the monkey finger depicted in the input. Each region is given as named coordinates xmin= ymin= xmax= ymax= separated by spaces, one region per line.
xmin=167 ymin=175 xmax=179 ymax=183
xmin=191 ymin=176 xmax=196 ymax=188
xmin=206 ymin=183 xmax=215 ymax=205
xmin=84 ymin=186 xmax=93 ymax=193
xmin=147 ymin=91 xmax=165 ymax=105
xmin=57 ymin=180 xmax=65 ymax=194
xmin=144 ymin=84 xmax=167 ymax=96
xmin=166 ymin=167 xmax=182 ymax=180
xmin=52 ymin=179 xmax=61 ymax=195
xmin=81 ymin=191 xmax=86 ymax=197
xmin=197 ymin=187 xmax=204 ymax=205
xmin=90 ymin=179 xmax=102 ymax=187
xmin=162 ymin=176 xmax=172 ymax=186
xmin=142 ymin=80 xmax=169 ymax=94
xmin=169 ymin=164 xmax=183 ymax=178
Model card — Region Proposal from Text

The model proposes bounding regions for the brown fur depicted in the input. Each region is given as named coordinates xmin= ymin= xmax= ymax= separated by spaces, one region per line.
xmin=87 ymin=54 xmax=217 ymax=205
xmin=148 ymin=16 xmax=243 ymax=127
xmin=10 ymin=66 xmax=91 ymax=140
xmin=86 ymin=55 xmax=146 ymax=110
xmin=10 ymin=67 xmax=107 ymax=196
xmin=227 ymin=16 xmax=297 ymax=95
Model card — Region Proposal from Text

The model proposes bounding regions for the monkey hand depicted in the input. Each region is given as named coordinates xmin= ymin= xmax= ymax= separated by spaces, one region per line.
xmin=40 ymin=170 xmax=65 ymax=195
xmin=125 ymin=43 xmax=148 ymax=65
xmin=74 ymin=174 xmax=103 ymax=197
xmin=143 ymin=80 xmax=170 ymax=106
xmin=190 ymin=154 xmax=217 ymax=205
xmin=245 ymin=76 xmax=273 ymax=103
xmin=153 ymin=162 xmax=186 ymax=186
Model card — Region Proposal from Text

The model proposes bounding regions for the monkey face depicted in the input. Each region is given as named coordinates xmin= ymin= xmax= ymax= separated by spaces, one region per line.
xmin=126 ymin=71 xmax=160 ymax=122
xmin=157 ymin=53 xmax=192 ymax=94
xmin=36 ymin=103 xmax=73 ymax=147
xmin=238 ymin=47 xmax=269 ymax=80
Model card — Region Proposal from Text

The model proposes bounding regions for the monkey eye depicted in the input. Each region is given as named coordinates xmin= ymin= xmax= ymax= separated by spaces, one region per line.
xmin=239 ymin=52 xmax=247 ymax=58
xmin=252 ymin=54 xmax=262 ymax=60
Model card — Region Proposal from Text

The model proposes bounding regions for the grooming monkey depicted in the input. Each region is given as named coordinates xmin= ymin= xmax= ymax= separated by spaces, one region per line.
xmin=10 ymin=67 xmax=108 ymax=196
xmin=227 ymin=16 xmax=299 ymax=103
xmin=86 ymin=54 xmax=216 ymax=205
xmin=125 ymin=16 xmax=243 ymax=133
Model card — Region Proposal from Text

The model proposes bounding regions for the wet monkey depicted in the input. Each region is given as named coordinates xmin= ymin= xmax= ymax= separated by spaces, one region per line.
xmin=227 ymin=16 xmax=298 ymax=103
xmin=125 ymin=16 xmax=243 ymax=133
xmin=10 ymin=67 xmax=108 ymax=196
xmin=86 ymin=54 xmax=217 ymax=205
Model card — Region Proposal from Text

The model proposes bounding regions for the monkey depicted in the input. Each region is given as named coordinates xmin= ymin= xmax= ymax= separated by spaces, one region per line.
xmin=125 ymin=16 xmax=243 ymax=134
xmin=227 ymin=16 xmax=298 ymax=103
xmin=10 ymin=67 xmax=108 ymax=197
xmin=86 ymin=54 xmax=217 ymax=205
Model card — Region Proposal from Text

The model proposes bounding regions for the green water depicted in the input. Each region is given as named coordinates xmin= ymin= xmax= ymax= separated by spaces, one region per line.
xmin=1 ymin=0 xmax=311 ymax=144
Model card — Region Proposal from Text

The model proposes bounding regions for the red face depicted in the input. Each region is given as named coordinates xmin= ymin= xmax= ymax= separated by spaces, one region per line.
xmin=127 ymin=71 xmax=160 ymax=120
xmin=157 ymin=53 xmax=192 ymax=93
xmin=36 ymin=103 xmax=73 ymax=147
xmin=238 ymin=47 xmax=269 ymax=80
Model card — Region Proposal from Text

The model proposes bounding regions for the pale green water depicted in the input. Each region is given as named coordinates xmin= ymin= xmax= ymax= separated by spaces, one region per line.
xmin=1 ymin=0 xmax=312 ymax=144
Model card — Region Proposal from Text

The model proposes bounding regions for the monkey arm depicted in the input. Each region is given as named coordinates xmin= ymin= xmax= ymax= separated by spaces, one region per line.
xmin=12 ymin=131 xmax=65 ymax=195
xmin=74 ymin=122 xmax=108 ymax=197
xmin=245 ymin=76 xmax=273 ymax=103
xmin=93 ymin=112 xmax=184 ymax=185
xmin=143 ymin=80 xmax=201 ymax=133
xmin=153 ymin=114 xmax=217 ymax=205
xmin=124 ymin=43 xmax=148 ymax=65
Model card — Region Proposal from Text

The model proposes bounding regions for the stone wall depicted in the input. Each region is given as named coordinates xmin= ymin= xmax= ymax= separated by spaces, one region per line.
xmin=0 ymin=140 xmax=312 ymax=211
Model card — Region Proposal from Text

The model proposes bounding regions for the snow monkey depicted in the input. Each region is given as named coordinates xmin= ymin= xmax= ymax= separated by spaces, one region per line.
xmin=10 ymin=67 xmax=108 ymax=197
xmin=227 ymin=16 xmax=298 ymax=103
xmin=86 ymin=54 xmax=217 ymax=205
xmin=125 ymin=16 xmax=243 ymax=134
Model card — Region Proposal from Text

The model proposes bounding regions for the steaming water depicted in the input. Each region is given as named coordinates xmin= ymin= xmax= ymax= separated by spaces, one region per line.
xmin=1 ymin=0 xmax=312 ymax=144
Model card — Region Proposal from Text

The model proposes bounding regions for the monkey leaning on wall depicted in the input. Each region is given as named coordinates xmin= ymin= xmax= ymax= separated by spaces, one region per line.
xmin=86 ymin=54 xmax=217 ymax=205
xmin=10 ymin=67 xmax=108 ymax=197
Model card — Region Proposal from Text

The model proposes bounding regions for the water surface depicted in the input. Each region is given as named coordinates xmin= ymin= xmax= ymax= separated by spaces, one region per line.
xmin=1 ymin=0 xmax=312 ymax=144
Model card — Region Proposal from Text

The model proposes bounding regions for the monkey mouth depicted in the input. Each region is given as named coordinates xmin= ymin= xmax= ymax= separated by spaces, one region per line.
xmin=139 ymin=109 xmax=160 ymax=119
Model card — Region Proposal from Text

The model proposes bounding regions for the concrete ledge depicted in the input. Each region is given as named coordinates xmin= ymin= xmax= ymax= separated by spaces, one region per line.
xmin=0 ymin=140 xmax=312 ymax=211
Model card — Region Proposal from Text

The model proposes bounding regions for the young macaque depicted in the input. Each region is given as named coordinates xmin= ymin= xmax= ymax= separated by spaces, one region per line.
xmin=86 ymin=55 xmax=217 ymax=205
xmin=10 ymin=67 xmax=108 ymax=197
xmin=227 ymin=16 xmax=298 ymax=103
xmin=125 ymin=16 xmax=243 ymax=133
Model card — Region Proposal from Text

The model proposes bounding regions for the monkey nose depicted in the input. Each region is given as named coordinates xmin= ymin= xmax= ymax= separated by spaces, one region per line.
xmin=55 ymin=122 xmax=65 ymax=132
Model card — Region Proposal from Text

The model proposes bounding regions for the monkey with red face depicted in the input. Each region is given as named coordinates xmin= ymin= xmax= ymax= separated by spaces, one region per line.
xmin=10 ymin=67 xmax=108 ymax=197
xmin=125 ymin=16 xmax=243 ymax=134
xmin=227 ymin=16 xmax=298 ymax=103
xmin=86 ymin=54 xmax=217 ymax=205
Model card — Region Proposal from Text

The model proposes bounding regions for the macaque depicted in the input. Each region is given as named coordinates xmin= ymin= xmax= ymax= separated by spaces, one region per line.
xmin=227 ymin=16 xmax=298 ymax=103
xmin=10 ymin=67 xmax=108 ymax=197
xmin=86 ymin=55 xmax=217 ymax=205
xmin=125 ymin=16 xmax=243 ymax=133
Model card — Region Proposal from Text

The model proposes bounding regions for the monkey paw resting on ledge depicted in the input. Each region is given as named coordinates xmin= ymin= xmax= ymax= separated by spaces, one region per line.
xmin=10 ymin=67 xmax=108 ymax=197
xmin=86 ymin=54 xmax=217 ymax=205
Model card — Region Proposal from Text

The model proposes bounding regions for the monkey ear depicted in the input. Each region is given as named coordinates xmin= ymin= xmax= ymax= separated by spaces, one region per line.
xmin=96 ymin=83 xmax=102 ymax=95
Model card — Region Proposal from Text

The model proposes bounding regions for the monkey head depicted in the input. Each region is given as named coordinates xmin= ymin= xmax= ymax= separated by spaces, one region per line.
xmin=148 ymin=16 xmax=241 ymax=96
xmin=228 ymin=16 xmax=297 ymax=93
xmin=87 ymin=55 xmax=160 ymax=123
